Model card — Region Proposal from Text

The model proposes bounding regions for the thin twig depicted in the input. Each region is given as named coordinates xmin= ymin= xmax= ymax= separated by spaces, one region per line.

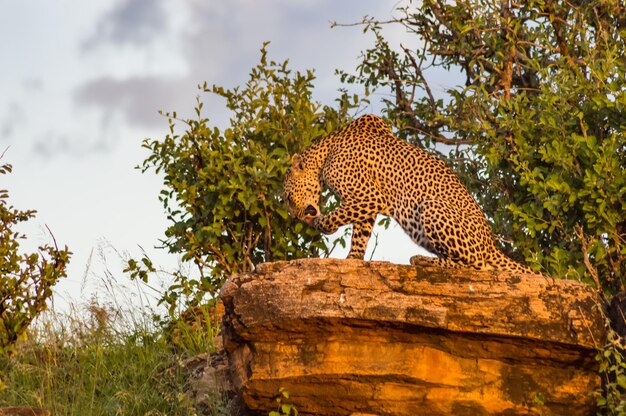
xmin=577 ymin=305 xmax=599 ymax=349
xmin=330 ymin=17 xmax=405 ymax=29
xmin=574 ymin=224 xmax=609 ymax=307
xmin=45 ymin=225 xmax=59 ymax=253
xmin=0 ymin=146 xmax=10 ymax=160
xmin=401 ymin=125 xmax=475 ymax=145
xmin=401 ymin=44 xmax=437 ymax=112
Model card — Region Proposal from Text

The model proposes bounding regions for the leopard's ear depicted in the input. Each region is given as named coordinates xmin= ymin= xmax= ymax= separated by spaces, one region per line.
xmin=291 ymin=154 xmax=304 ymax=172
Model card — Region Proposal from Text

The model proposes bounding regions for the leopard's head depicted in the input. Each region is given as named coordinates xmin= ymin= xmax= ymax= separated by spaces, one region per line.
xmin=283 ymin=154 xmax=321 ymax=223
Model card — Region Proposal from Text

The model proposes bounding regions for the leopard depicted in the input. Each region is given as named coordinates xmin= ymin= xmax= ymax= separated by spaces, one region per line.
xmin=283 ymin=114 xmax=537 ymax=274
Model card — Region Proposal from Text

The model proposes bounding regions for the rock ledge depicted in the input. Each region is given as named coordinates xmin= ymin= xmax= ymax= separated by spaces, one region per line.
xmin=220 ymin=258 xmax=604 ymax=416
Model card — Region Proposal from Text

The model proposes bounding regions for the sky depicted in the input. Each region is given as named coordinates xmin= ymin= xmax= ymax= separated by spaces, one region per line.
xmin=1 ymin=0 xmax=434 ymax=310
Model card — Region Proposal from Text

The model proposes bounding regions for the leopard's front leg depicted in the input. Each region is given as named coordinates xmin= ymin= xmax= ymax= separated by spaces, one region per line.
xmin=308 ymin=202 xmax=378 ymax=259
xmin=346 ymin=217 xmax=376 ymax=259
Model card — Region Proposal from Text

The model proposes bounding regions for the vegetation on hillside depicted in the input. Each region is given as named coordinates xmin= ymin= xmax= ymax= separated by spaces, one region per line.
xmin=0 ymin=297 xmax=228 ymax=415
xmin=2 ymin=1 xmax=625 ymax=414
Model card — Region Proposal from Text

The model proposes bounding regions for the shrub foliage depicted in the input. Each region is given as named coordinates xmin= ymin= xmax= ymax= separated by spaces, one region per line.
xmin=340 ymin=0 xmax=625 ymax=291
xmin=128 ymin=44 xmax=360 ymax=310
xmin=0 ymin=160 xmax=70 ymax=357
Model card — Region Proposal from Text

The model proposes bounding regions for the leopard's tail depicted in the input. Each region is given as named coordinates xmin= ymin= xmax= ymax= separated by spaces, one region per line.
xmin=410 ymin=251 xmax=547 ymax=276
xmin=486 ymin=249 xmax=544 ymax=275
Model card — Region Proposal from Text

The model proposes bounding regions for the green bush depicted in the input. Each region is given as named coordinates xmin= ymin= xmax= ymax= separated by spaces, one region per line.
xmin=595 ymin=324 xmax=626 ymax=415
xmin=0 ymin=160 xmax=70 ymax=358
xmin=269 ymin=388 xmax=298 ymax=416
xmin=127 ymin=43 xmax=362 ymax=312
xmin=340 ymin=0 xmax=625 ymax=291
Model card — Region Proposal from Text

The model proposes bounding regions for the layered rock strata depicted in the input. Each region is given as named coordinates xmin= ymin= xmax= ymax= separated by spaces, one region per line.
xmin=220 ymin=258 xmax=604 ymax=416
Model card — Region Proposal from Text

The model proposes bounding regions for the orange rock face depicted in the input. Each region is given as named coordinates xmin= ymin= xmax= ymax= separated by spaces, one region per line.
xmin=220 ymin=258 xmax=605 ymax=416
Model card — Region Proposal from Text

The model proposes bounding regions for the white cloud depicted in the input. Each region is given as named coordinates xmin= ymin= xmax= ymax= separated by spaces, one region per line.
xmin=72 ymin=0 xmax=404 ymax=133
xmin=82 ymin=0 xmax=168 ymax=49
xmin=74 ymin=75 xmax=185 ymax=128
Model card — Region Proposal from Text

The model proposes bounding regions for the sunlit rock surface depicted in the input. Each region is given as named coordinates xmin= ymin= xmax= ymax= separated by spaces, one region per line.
xmin=220 ymin=258 xmax=604 ymax=416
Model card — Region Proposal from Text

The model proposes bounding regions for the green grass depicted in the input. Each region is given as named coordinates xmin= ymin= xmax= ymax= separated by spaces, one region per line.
xmin=0 ymin=300 xmax=228 ymax=416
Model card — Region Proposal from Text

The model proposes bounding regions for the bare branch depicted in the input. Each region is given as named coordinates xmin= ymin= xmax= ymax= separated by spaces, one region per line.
xmin=330 ymin=17 xmax=405 ymax=29
xmin=574 ymin=224 xmax=607 ymax=306
xmin=201 ymin=243 xmax=232 ymax=275
xmin=401 ymin=125 xmax=475 ymax=146
xmin=400 ymin=45 xmax=437 ymax=113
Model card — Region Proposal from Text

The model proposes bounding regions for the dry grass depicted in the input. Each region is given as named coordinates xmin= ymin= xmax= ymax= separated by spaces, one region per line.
xmin=0 ymin=246 xmax=228 ymax=416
